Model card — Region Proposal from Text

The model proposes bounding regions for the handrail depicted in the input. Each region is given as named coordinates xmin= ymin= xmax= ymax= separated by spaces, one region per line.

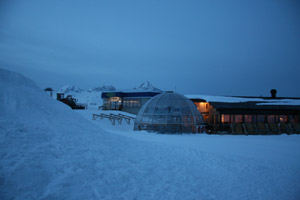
xmin=93 ymin=113 xmax=136 ymax=125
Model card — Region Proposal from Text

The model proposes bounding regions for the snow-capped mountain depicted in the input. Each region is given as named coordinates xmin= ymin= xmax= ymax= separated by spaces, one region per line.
xmin=133 ymin=81 xmax=162 ymax=92
xmin=55 ymin=85 xmax=111 ymax=108
xmin=58 ymin=85 xmax=116 ymax=94
xmin=92 ymin=85 xmax=116 ymax=92
xmin=58 ymin=85 xmax=84 ymax=93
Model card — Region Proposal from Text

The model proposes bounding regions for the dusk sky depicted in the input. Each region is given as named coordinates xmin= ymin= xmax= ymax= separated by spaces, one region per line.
xmin=1 ymin=0 xmax=300 ymax=96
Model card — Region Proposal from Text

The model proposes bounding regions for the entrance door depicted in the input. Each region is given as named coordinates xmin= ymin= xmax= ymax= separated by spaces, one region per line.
xmin=109 ymin=97 xmax=122 ymax=110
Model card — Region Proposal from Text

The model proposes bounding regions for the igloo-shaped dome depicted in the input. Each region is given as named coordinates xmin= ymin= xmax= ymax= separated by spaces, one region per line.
xmin=134 ymin=91 xmax=204 ymax=133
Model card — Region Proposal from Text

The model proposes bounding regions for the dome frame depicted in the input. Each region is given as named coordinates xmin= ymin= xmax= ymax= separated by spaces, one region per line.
xmin=134 ymin=91 xmax=204 ymax=133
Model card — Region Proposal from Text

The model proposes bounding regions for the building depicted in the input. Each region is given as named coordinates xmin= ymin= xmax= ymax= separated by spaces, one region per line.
xmin=102 ymin=88 xmax=300 ymax=135
xmin=101 ymin=91 xmax=161 ymax=114
xmin=186 ymin=93 xmax=300 ymax=134
xmin=134 ymin=91 xmax=204 ymax=133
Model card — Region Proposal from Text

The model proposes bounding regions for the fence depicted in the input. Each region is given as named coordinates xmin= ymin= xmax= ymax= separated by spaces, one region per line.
xmin=92 ymin=113 xmax=136 ymax=125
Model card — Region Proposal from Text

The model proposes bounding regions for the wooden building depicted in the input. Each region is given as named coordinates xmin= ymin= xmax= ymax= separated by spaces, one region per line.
xmin=186 ymin=95 xmax=300 ymax=135
xmin=101 ymin=91 xmax=161 ymax=114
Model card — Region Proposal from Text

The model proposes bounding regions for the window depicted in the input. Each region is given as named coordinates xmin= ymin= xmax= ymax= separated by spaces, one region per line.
xmin=279 ymin=115 xmax=287 ymax=123
xmin=221 ymin=114 xmax=230 ymax=124
xmin=257 ymin=115 xmax=265 ymax=123
xmin=235 ymin=115 xmax=243 ymax=123
xmin=267 ymin=115 xmax=275 ymax=123
xmin=244 ymin=115 xmax=252 ymax=123
xmin=193 ymin=102 xmax=209 ymax=113
xmin=289 ymin=115 xmax=296 ymax=123
xmin=109 ymin=97 xmax=121 ymax=102
xmin=123 ymin=98 xmax=141 ymax=108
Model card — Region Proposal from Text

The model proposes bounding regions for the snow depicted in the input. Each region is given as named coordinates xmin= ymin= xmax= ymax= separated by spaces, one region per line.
xmin=133 ymin=81 xmax=162 ymax=92
xmin=186 ymin=94 xmax=300 ymax=105
xmin=257 ymin=101 xmax=300 ymax=106
xmin=113 ymin=81 xmax=162 ymax=93
xmin=185 ymin=94 xmax=264 ymax=103
xmin=55 ymin=85 xmax=103 ymax=108
xmin=1 ymin=68 xmax=300 ymax=200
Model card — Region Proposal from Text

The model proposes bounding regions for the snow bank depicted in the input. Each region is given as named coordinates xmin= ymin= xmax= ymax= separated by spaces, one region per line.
xmin=1 ymin=68 xmax=300 ymax=200
xmin=0 ymin=68 xmax=110 ymax=199
xmin=0 ymin=69 xmax=92 ymax=129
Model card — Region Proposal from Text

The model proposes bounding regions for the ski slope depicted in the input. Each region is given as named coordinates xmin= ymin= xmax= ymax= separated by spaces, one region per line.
xmin=1 ymin=68 xmax=300 ymax=200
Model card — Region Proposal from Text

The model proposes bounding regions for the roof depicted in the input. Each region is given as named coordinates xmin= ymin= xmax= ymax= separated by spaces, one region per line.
xmin=185 ymin=95 xmax=300 ymax=106
xmin=185 ymin=95 xmax=300 ymax=115
xmin=211 ymin=102 xmax=300 ymax=114
xmin=101 ymin=91 xmax=161 ymax=98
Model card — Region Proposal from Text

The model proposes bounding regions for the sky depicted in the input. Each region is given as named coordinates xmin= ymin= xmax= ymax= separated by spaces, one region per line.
xmin=0 ymin=0 xmax=300 ymax=97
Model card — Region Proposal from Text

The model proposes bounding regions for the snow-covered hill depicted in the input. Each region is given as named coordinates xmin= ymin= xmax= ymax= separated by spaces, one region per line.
xmin=1 ymin=68 xmax=300 ymax=200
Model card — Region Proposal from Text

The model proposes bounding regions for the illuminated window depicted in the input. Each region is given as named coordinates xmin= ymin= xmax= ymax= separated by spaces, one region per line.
xmin=110 ymin=97 xmax=121 ymax=102
xmin=221 ymin=114 xmax=230 ymax=124
xmin=279 ymin=115 xmax=287 ymax=123
xmin=123 ymin=98 xmax=141 ymax=108
xmin=194 ymin=102 xmax=208 ymax=113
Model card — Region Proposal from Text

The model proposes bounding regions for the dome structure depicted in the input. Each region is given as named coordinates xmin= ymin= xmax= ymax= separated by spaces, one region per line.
xmin=134 ymin=91 xmax=204 ymax=133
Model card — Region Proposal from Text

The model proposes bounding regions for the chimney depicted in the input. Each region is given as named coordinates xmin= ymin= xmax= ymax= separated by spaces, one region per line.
xmin=270 ymin=89 xmax=277 ymax=98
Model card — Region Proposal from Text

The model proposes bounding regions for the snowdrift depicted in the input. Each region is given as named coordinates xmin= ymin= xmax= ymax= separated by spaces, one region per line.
xmin=0 ymin=68 xmax=92 ymax=129
xmin=1 ymin=68 xmax=300 ymax=200
xmin=0 ymin=68 xmax=111 ymax=199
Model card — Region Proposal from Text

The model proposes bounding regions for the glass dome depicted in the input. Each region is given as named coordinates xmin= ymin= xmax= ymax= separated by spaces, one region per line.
xmin=134 ymin=91 xmax=204 ymax=133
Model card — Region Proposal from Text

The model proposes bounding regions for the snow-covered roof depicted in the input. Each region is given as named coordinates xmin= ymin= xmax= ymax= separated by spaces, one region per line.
xmin=185 ymin=95 xmax=300 ymax=106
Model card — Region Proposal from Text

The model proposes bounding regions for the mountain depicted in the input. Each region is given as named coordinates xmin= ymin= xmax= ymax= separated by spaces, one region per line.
xmin=92 ymin=85 xmax=116 ymax=92
xmin=54 ymin=84 xmax=116 ymax=108
xmin=58 ymin=85 xmax=83 ymax=93
xmin=58 ymin=85 xmax=116 ymax=93
xmin=133 ymin=81 xmax=162 ymax=92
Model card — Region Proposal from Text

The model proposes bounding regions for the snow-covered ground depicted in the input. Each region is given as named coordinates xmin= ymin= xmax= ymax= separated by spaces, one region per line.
xmin=1 ymin=68 xmax=300 ymax=200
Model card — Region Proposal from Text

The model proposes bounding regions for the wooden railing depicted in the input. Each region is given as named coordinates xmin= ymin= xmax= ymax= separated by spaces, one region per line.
xmin=92 ymin=113 xmax=136 ymax=125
